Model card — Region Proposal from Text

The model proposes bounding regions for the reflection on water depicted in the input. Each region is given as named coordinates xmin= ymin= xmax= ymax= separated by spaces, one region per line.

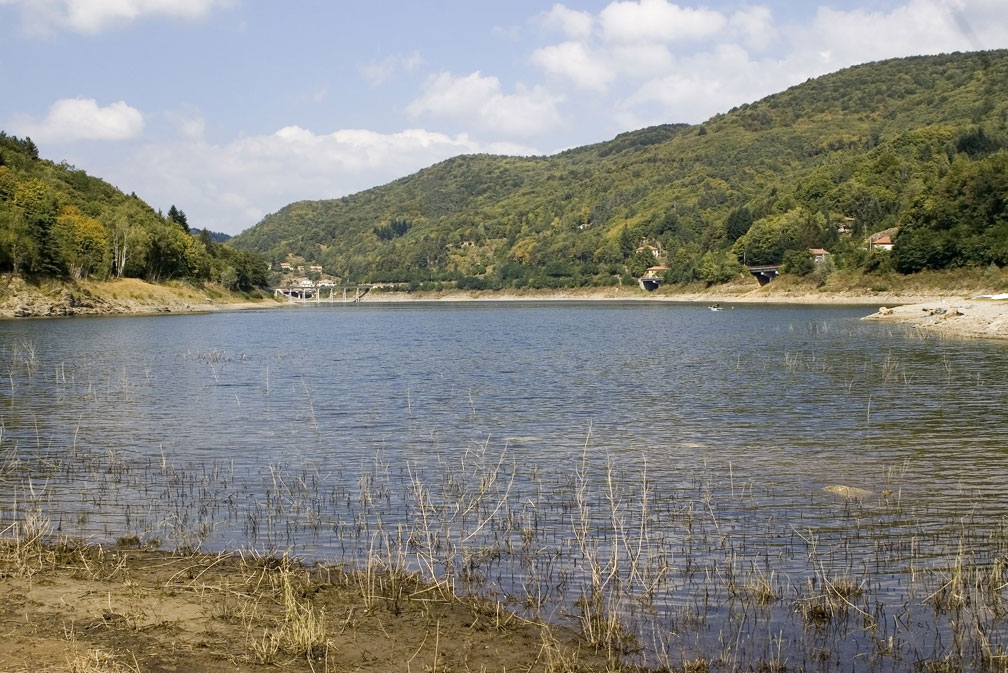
xmin=2 ymin=302 xmax=1007 ymax=670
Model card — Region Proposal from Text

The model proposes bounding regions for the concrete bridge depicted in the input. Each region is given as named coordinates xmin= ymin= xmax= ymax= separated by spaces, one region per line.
xmin=274 ymin=284 xmax=375 ymax=303
xmin=747 ymin=265 xmax=780 ymax=286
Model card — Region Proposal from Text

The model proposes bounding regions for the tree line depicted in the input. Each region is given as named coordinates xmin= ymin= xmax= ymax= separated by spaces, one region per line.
xmin=0 ymin=132 xmax=268 ymax=291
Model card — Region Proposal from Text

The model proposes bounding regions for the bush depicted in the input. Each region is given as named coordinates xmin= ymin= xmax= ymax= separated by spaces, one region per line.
xmin=892 ymin=227 xmax=955 ymax=273
xmin=781 ymin=249 xmax=814 ymax=276
xmin=698 ymin=250 xmax=742 ymax=284
xmin=456 ymin=275 xmax=488 ymax=291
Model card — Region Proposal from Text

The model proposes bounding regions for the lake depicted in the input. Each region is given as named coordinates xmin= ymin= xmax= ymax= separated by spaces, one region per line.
xmin=2 ymin=301 xmax=1007 ymax=670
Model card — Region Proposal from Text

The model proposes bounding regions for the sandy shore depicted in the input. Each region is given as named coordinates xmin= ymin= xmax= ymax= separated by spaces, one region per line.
xmin=862 ymin=296 xmax=1008 ymax=340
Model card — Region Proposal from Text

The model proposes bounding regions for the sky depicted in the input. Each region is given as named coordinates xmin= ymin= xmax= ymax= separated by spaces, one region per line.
xmin=2 ymin=1 xmax=1006 ymax=236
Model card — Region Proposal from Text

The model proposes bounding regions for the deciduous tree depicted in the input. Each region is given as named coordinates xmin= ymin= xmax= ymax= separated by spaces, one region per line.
xmin=54 ymin=205 xmax=108 ymax=279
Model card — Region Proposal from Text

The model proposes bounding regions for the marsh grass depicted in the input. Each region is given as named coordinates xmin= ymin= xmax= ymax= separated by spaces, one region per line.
xmin=5 ymin=448 xmax=1008 ymax=672
xmin=65 ymin=647 xmax=141 ymax=673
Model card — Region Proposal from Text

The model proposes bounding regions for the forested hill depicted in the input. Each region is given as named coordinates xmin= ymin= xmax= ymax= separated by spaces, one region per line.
xmin=233 ymin=50 xmax=1008 ymax=290
xmin=0 ymin=134 xmax=266 ymax=291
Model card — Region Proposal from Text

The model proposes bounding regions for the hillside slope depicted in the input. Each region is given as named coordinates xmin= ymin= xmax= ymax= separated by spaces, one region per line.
xmin=232 ymin=51 xmax=1008 ymax=289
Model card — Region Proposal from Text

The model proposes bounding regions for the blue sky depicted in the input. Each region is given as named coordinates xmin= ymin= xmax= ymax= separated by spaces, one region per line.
xmin=2 ymin=1 xmax=1006 ymax=235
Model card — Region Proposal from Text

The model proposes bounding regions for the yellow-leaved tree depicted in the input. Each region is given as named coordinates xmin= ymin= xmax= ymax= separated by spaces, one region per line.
xmin=54 ymin=205 xmax=108 ymax=279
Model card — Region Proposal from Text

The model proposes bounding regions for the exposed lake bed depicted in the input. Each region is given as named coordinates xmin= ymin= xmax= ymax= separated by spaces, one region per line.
xmin=1 ymin=302 xmax=1007 ymax=671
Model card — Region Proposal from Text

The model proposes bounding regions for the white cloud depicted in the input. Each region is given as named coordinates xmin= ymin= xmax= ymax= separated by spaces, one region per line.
xmin=619 ymin=43 xmax=773 ymax=126
xmin=11 ymin=98 xmax=144 ymax=143
xmin=532 ymin=41 xmax=615 ymax=91
xmin=164 ymin=106 xmax=206 ymax=141
xmin=599 ymin=0 xmax=726 ymax=43
xmin=539 ymin=4 xmax=594 ymax=40
xmin=479 ymin=85 xmax=567 ymax=137
xmin=110 ymin=126 xmax=540 ymax=235
xmin=608 ymin=43 xmax=675 ymax=76
xmin=360 ymin=51 xmax=423 ymax=87
xmin=407 ymin=72 xmax=564 ymax=137
xmin=5 ymin=0 xmax=232 ymax=34
xmin=407 ymin=72 xmax=502 ymax=118
xmin=728 ymin=5 xmax=776 ymax=51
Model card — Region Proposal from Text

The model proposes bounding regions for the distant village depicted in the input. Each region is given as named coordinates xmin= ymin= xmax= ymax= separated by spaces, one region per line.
xmin=273 ymin=262 xmax=336 ymax=289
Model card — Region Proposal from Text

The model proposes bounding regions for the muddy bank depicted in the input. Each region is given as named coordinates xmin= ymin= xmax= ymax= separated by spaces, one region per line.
xmin=0 ymin=540 xmax=608 ymax=673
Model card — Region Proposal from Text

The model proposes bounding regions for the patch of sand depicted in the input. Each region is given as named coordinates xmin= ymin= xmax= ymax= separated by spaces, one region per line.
xmin=863 ymin=297 xmax=1008 ymax=340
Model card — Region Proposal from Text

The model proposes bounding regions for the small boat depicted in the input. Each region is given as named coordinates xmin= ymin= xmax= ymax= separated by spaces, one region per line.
xmin=709 ymin=304 xmax=723 ymax=311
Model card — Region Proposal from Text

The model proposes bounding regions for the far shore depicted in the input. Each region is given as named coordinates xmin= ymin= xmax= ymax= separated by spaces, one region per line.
xmin=357 ymin=286 xmax=947 ymax=306
xmin=332 ymin=280 xmax=1003 ymax=340
xmin=294 ymin=282 xmax=1008 ymax=340
xmin=3 ymin=272 xmax=1007 ymax=340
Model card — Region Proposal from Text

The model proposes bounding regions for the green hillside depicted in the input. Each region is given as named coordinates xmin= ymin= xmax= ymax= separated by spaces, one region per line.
xmin=0 ymin=134 xmax=267 ymax=291
xmin=233 ymin=50 xmax=1008 ymax=290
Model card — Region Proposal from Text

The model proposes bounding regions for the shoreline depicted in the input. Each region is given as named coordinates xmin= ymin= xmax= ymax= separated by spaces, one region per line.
xmin=3 ymin=274 xmax=1007 ymax=340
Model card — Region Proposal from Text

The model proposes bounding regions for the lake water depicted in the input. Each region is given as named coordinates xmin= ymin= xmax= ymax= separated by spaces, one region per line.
xmin=2 ymin=301 xmax=1007 ymax=670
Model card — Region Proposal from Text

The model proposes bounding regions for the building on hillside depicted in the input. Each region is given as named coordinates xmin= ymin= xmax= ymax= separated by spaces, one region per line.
xmin=309 ymin=264 xmax=323 ymax=273
xmin=810 ymin=248 xmax=831 ymax=263
xmin=871 ymin=235 xmax=894 ymax=251
xmin=279 ymin=262 xmax=293 ymax=271
xmin=636 ymin=244 xmax=661 ymax=259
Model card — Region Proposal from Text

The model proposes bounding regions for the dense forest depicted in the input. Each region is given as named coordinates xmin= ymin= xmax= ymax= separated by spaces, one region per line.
xmin=0 ymin=133 xmax=267 ymax=291
xmin=232 ymin=50 xmax=1008 ymax=291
